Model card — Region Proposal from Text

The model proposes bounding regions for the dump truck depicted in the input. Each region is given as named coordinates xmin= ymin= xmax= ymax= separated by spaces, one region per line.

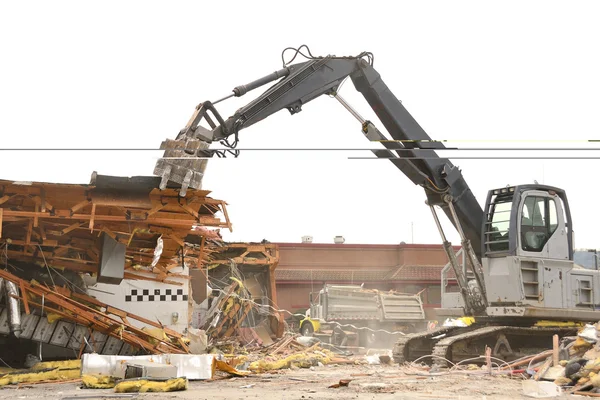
xmin=298 ymin=284 xmax=427 ymax=348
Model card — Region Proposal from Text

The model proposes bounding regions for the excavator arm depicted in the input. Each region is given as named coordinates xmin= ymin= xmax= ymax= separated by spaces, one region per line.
xmin=155 ymin=47 xmax=489 ymax=315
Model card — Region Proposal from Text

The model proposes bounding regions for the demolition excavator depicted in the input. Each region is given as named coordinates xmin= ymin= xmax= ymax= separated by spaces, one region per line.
xmin=154 ymin=46 xmax=600 ymax=366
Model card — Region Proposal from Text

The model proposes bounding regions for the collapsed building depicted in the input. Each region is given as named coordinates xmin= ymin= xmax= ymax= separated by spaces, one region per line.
xmin=0 ymin=172 xmax=282 ymax=367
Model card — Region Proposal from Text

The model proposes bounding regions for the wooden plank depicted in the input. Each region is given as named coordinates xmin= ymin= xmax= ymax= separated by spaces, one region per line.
xmin=43 ymin=200 xmax=54 ymax=212
xmin=4 ymin=250 xmax=97 ymax=273
xmin=0 ymin=195 xmax=14 ymax=206
xmin=77 ymin=297 xmax=183 ymax=338
xmin=220 ymin=200 xmax=233 ymax=232
xmin=573 ymin=391 xmax=600 ymax=398
xmin=145 ymin=203 xmax=165 ymax=217
xmin=534 ymin=357 xmax=553 ymax=381
xmin=89 ymin=203 xmax=96 ymax=232
xmin=25 ymin=220 xmax=33 ymax=245
xmin=54 ymin=209 xmax=72 ymax=218
xmin=39 ymin=223 xmax=46 ymax=240
xmin=0 ymin=208 xmax=3 ymax=238
xmin=22 ymin=281 xmax=185 ymax=354
xmin=224 ymin=302 xmax=253 ymax=337
xmin=168 ymin=234 xmax=185 ymax=248
xmin=123 ymin=272 xmax=183 ymax=286
xmin=105 ymin=306 xmax=127 ymax=318
xmin=86 ymin=248 xmax=99 ymax=262
xmin=52 ymin=246 xmax=70 ymax=256
xmin=100 ymin=226 xmax=117 ymax=240
xmin=553 ymin=334 xmax=559 ymax=366
xmin=19 ymin=280 xmax=30 ymax=314
xmin=70 ymin=199 xmax=90 ymax=214
xmin=1 ymin=209 xmax=225 ymax=228
xmin=270 ymin=336 xmax=294 ymax=355
xmin=179 ymin=203 xmax=200 ymax=220
xmin=62 ymin=222 xmax=83 ymax=235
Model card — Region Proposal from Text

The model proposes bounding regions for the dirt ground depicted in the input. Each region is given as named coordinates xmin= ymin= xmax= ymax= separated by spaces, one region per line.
xmin=0 ymin=363 xmax=584 ymax=400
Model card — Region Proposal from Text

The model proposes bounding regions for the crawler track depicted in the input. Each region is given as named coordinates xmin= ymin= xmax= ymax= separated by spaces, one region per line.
xmin=430 ymin=325 xmax=580 ymax=368
xmin=392 ymin=326 xmax=463 ymax=364
xmin=393 ymin=324 xmax=580 ymax=367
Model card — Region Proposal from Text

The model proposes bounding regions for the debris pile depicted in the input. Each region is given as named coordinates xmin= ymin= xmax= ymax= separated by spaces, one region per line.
xmin=0 ymin=237 xmax=282 ymax=364
xmin=521 ymin=321 xmax=600 ymax=397
xmin=0 ymin=174 xmax=231 ymax=284
xmin=0 ymin=332 xmax=355 ymax=392
xmin=196 ymin=242 xmax=284 ymax=351
xmin=0 ymin=174 xmax=287 ymax=364
xmin=0 ymin=267 xmax=192 ymax=354
xmin=396 ymin=321 xmax=600 ymax=398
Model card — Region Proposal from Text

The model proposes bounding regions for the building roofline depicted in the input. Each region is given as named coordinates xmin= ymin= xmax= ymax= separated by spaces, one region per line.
xmin=272 ymin=242 xmax=459 ymax=250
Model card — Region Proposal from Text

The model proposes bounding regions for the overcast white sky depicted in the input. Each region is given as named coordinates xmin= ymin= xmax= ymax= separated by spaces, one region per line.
xmin=1 ymin=1 xmax=599 ymax=249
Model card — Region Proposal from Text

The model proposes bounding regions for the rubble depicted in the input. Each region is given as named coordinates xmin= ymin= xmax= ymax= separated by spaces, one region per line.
xmin=507 ymin=322 xmax=600 ymax=396
xmin=0 ymin=331 xmax=356 ymax=392
xmin=0 ymin=267 xmax=192 ymax=355
xmin=0 ymin=174 xmax=231 ymax=283
xmin=0 ymin=173 xmax=288 ymax=369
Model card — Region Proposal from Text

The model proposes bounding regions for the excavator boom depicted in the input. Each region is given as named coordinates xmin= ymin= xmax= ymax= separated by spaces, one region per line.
xmin=154 ymin=48 xmax=593 ymax=367
xmin=156 ymin=50 xmax=483 ymax=261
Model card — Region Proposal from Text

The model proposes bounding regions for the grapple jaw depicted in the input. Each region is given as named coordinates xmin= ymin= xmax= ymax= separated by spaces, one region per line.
xmin=153 ymin=131 xmax=211 ymax=197
xmin=154 ymin=101 xmax=224 ymax=197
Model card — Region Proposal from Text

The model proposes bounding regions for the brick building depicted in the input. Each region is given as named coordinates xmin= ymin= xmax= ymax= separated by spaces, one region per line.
xmin=272 ymin=242 xmax=460 ymax=320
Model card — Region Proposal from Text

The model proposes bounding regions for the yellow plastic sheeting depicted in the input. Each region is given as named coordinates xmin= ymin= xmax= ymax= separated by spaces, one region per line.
xmin=229 ymin=277 xmax=244 ymax=289
xmin=31 ymin=359 xmax=82 ymax=371
xmin=0 ymin=367 xmax=80 ymax=387
xmin=81 ymin=374 xmax=118 ymax=389
xmin=572 ymin=337 xmax=595 ymax=353
xmin=215 ymin=360 xmax=251 ymax=377
xmin=114 ymin=377 xmax=188 ymax=393
xmin=248 ymin=348 xmax=335 ymax=372
xmin=141 ymin=326 xmax=172 ymax=345
xmin=0 ymin=359 xmax=82 ymax=387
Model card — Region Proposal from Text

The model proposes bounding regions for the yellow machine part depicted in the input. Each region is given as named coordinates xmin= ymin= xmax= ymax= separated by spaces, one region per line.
xmin=454 ymin=317 xmax=583 ymax=328
xmin=300 ymin=317 xmax=320 ymax=333
xmin=534 ymin=320 xmax=585 ymax=328
xmin=457 ymin=317 xmax=475 ymax=326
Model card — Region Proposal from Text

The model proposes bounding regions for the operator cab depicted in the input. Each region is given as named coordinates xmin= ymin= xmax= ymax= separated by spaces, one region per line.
xmin=482 ymin=185 xmax=572 ymax=261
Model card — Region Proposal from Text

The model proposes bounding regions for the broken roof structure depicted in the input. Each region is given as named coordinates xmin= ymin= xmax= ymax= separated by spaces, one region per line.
xmin=0 ymin=172 xmax=230 ymax=284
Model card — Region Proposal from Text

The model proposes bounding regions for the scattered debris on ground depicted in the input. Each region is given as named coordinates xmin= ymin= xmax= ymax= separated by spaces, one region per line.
xmin=522 ymin=321 xmax=600 ymax=397
xmin=0 ymin=361 xmax=555 ymax=400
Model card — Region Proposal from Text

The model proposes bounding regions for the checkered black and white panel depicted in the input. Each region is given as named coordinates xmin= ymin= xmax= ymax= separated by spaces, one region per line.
xmin=125 ymin=288 xmax=188 ymax=302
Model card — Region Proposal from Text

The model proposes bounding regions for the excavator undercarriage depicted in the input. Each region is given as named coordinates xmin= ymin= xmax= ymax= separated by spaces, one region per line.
xmin=392 ymin=323 xmax=580 ymax=367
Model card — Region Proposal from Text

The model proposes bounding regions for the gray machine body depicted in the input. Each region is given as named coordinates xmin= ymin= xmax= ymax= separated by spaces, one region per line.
xmin=439 ymin=185 xmax=600 ymax=322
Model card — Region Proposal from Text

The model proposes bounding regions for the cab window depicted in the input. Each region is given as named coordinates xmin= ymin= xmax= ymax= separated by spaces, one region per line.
xmin=521 ymin=196 xmax=558 ymax=252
